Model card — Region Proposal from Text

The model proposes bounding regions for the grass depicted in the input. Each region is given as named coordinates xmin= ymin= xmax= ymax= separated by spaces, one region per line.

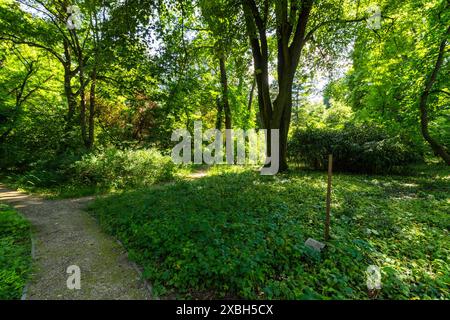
xmin=0 ymin=163 xmax=208 ymax=200
xmin=0 ymin=175 xmax=110 ymax=200
xmin=88 ymin=163 xmax=449 ymax=299
xmin=0 ymin=204 xmax=32 ymax=300
xmin=0 ymin=147 xmax=179 ymax=199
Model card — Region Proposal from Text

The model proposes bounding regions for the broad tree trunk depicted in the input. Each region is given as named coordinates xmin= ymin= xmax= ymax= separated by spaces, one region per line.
xmin=242 ymin=0 xmax=313 ymax=172
xmin=242 ymin=0 xmax=370 ymax=171
xmin=57 ymin=41 xmax=81 ymax=155
xmin=219 ymin=55 xmax=232 ymax=129
xmin=247 ymin=77 xmax=256 ymax=111
xmin=419 ymin=26 xmax=450 ymax=165
xmin=276 ymin=90 xmax=293 ymax=172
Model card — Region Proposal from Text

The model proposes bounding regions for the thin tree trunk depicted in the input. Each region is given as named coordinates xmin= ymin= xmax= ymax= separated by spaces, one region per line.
xmin=63 ymin=40 xmax=76 ymax=127
xmin=419 ymin=26 xmax=450 ymax=165
xmin=64 ymin=65 xmax=77 ymax=126
xmin=219 ymin=55 xmax=232 ymax=129
xmin=79 ymin=66 xmax=87 ymax=147
xmin=74 ymin=38 xmax=88 ymax=148
xmin=215 ymin=97 xmax=223 ymax=130
xmin=88 ymin=68 xmax=97 ymax=149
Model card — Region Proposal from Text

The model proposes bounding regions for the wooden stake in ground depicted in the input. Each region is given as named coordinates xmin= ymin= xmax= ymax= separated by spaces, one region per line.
xmin=325 ymin=154 xmax=333 ymax=241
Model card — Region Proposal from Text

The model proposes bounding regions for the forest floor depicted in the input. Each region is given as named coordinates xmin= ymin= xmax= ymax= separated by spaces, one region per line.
xmin=0 ymin=185 xmax=152 ymax=300
xmin=88 ymin=164 xmax=450 ymax=299
xmin=1 ymin=164 xmax=448 ymax=299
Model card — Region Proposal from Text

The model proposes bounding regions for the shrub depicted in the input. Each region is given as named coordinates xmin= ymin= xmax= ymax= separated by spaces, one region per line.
xmin=72 ymin=147 xmax=175 ymax=189
xmin=288 ymin=124 xmax=423 ymax=173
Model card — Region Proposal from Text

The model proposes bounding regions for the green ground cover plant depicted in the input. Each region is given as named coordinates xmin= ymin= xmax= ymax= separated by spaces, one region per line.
xmin=0 ymin=204 xmax=32 ymax=300
xmin=88 ymin=164 xmax=450 ymax=299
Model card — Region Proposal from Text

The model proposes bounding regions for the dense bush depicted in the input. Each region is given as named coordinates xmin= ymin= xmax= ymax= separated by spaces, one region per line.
xmin=0 ymin=204 xmax=31 ymax=300
xmin=288 ymin=124 xmax=423 ymax=173
xmin=72 ymin=147 xmax=175 ymax=189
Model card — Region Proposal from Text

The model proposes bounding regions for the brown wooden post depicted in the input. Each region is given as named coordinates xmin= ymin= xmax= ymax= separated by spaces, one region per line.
xmin=325 ymin=154 xmax=333 ymax=241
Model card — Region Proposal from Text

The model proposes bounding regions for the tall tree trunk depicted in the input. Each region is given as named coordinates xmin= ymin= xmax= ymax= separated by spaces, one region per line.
xmin=79 ymin=65 xmax=87 ymax=147
xmin=247 ymin=77 xmax=256 ymax=111
xmin=219 ymin=55 xmax=232 ymax=129
xmin=63 ymin=40 xmax=76 ymax=127
xmin=73 ymin=32 xmax=89 ymax=148
xmin=419 ymin=26 xmax=450 ymax=165
xmin=277 ymin=88 xmax=293 ymax=172
xmin=242 ymin=0 xmax=313 ymax=172
xmin=88 ymin=68 xmax=97 ymax=149
xmin=215 ymin=97 xmax=223 ymax=130
xmin=64 ymin=65 xmax=77 ymax=126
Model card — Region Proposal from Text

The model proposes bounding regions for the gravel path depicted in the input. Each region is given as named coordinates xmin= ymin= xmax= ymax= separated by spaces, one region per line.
xmin=0 ymin=185 xmax=151 ymax=300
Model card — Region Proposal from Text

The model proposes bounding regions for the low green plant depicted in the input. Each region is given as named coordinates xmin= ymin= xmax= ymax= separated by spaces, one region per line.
xmin=1 ymin=147 xmax=177 ymax=198
xmin=72 ymin=147 xmax=175 ymax=189
xmin=88 ymin=164 xmax=449 ymax=299
xmin=0 ymin=204 xmax=32 ymax=300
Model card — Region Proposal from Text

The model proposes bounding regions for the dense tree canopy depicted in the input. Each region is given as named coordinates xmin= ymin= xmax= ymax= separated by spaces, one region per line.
xmin=0 ymin=0 xmax=449 ymax=169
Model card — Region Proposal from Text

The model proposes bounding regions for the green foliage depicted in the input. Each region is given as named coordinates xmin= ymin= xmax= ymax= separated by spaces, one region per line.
xmin=88 ymin=165 xmax=449 ymax=299
xmin=288 ymin=124 xmax=424 ymax=173
xmin=0 ymin=204 xmax=31 ymax=300
xmin=2 ymin=150 xmax=84 ymax=190
xmin=291 ymin=100 xmax=354 ymax=130
xmin=344 ymin=0 xmax=450 ymax=156
xmin=0 ymin=42 xmax=67 ymax=170
xmin=1 ymin=147 xmax=177 ymax=198
xmin=72 ymin=147 xmax=176 ymax=189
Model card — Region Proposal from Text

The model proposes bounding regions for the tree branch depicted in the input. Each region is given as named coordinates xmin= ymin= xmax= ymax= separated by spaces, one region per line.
xmin=431 ymin=89 xmax=450 ymax=97
xmin=0 ymin=35 xmax=65 ymax=64
xmin=304 ymin=16 xmax=368 ymax=43
xmin=289 ymin=0 xmax=313 ymax=63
